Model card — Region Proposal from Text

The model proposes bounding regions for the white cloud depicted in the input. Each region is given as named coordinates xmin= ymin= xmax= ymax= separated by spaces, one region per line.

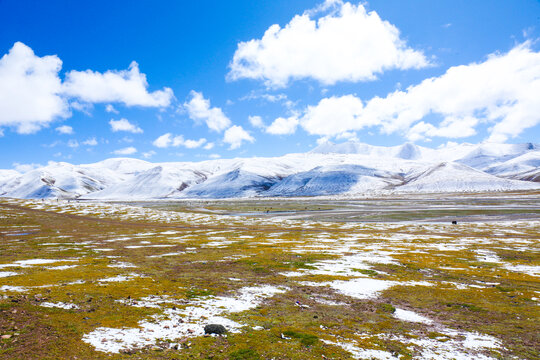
xmin=142 ymin=150 xmax=156 ymax=159
xmin=0 ymin=42 xmax=69 ymax=134
xmin=55 ymin=125 xmax=73 ymax=134
xmin=300 ymin=94 xmax=370 ymax=136
xmin=203 ymin=142 xmax=215 ymax=150
xmin=13 ymin=162 xmax=42 ymax=173
xmin=336 ymin=131 xmax=358 ymax=141
xmin=300 ymin=42 xmax=540 ymax=142
xmin=70 ymin=101 xmax=93 ymax=115
xmin=63 ymin=61 xmax=173 ymax=107
xmin=152 ymin=133 xmax=207 ymax=149
xmin=120 ymin=136 xmax=134 ymax=143
xmin=209 ymin=154 xmax=221 ymax=159
xmin=228 ymin=1 xmax=429 ymax=87
xmin=112 ymin=146 xmax=137 ymax=155
xmin=184 ymin=91 xmax=231 ymax=132
xmin=266 ymin=116 xmax=299 ymax=135
xmin=223 ymin=125 xmax=255 ymax=149
xmin=316 ymin=136 xmax=331 ymax=146
xmin=82 ymin=137 xmax=98 ymax=146
xmin=248 ymin=115 xmax=265 ymax=128
xmin=0 ymin=42 xmax=173 ymax=135
xmin=105 ymin=104 xmax=119 ymax=114
xmin=109 ymin=118 xmax=143 ymax=133
xmin=67 ymin=139 xmax=79 ymax=148
xmin=153 ymin=133 xmax=172 ymax=148
xmin=0 ymin=129 xmax=3 ymax=137
xmin=182 ymin=138 xmax=207 ymax=149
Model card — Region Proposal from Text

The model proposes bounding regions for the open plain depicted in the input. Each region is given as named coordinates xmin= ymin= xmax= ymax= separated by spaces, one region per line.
xmin=0 ymin=193 xmax=539 ymax=359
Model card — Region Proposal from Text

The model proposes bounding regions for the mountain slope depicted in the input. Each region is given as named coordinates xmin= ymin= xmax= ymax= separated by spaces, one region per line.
xmin=1 ymin=142 xmax=539 ymax=199
xmin=266 ymin=165 xmax=400 ymax=196
xmin=399 ymin=162 xmax=539 ymax=193
xmin=0 ymin=162 xmax=122 ymax=199
xmin=86 ymin=165 xmax=209 ymax=200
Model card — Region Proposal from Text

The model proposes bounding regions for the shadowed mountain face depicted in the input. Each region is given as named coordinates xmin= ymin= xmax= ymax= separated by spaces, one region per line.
xmin=1 ymin=141 xmax=539 ymax=199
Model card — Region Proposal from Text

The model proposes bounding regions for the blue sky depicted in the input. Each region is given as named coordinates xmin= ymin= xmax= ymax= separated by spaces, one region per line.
xmin=1 ymin=0 xmax=540 ymax=170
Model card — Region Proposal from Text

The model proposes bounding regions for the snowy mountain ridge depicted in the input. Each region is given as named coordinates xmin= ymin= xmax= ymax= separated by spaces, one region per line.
xmin=1 ymin=141 xmax=539 ymax=199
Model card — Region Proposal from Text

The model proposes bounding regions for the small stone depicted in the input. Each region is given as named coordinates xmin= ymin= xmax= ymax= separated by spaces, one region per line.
xmin=1 ymin=335 xmax=12 ymax=339
xmin=204 ymin=324 xmax=227 ymax=335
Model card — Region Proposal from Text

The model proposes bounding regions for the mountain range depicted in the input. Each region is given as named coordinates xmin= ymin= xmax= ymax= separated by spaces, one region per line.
xmin=1 ymin=141 xmax=539 ymax=200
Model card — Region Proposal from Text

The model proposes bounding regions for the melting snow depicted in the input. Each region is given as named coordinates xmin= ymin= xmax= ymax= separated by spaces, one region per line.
xmin=0 ymin=271 xmax=17 ymax=278
xmin=83 ymin=285 xmax=286 ymax=353
xmin=393 ymin=308 xmax=433 ymax=324
xmin=41 ymin=302 xmax=80 ymax=310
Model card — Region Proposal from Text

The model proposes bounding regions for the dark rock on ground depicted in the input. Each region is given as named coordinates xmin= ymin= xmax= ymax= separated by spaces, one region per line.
xmin=204 ymin=324 xmax=227 ymax=335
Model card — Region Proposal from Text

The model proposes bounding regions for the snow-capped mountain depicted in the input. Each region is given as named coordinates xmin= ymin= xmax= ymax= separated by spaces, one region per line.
xmin=1 ymin=141 xmax=539 ymax=200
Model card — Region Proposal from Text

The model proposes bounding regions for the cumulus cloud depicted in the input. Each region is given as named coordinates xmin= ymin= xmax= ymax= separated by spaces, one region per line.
xmin=248 ymin=115 xmax=265 ymax=128
xmin=203 ymin=142 xmax=215 ymax=150
xmin=63 ymin=61 xmax=173 ymax=107
xmin=301 ymin=94 xmax=370 ymax=136
xmin=112 ymin=146 xmax=137 ymax=155
xmin=152 ymin=133 xmax=207 ymax=149
xmin=0 ymin=42 xmax=174 ymax=135
xmin=82 ymin=137 xmax=98 ymax=146
xmin=266 ymin=116 xmax=299 ymax=135
xmin=55 ymin=125 xmax=73 ymax=134
xmin=184 ymin=91 xmax=231 ymax=132
xmin=228 ymin=0 xmax=429 ymax=87
xmin=105 ymin=104 xmax=119 ymax=114
xmin=223 ymin=125 xmax=255 ymax=149
xmin=109 ymin=118 xmax=143 ymax=133
xmin=182 ymin=137 xmax=207 ymax=149
xmin=67 ymin=139 xmax=79 ymax=148
xmin=153 ymin=133 xmax=172 ymax=148
xmin=0 ymin=42 xmax=69 ymax=134
xmin=142 ymin=150 xmax=156 ymax=159
xmin=299 ymin=42 xmax=540 ymax=143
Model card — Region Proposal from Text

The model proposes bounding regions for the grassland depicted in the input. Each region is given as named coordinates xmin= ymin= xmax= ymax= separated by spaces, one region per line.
xmin=0 ymin=195 xmax=538 ymax=359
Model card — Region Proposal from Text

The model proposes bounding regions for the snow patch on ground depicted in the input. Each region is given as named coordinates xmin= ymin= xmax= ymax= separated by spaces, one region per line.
xmin=98 ymin=274 xmax=141 ymax=283
xmin=40 ymin=302 xmax=80 ymax=310
xmin=393 ymin=308 xmax=433 ymax=324
xmin=83 ymin=285 xmax=287 ymax=353
xmin=45 ymin=265 xmax=78 ymax=270
xmin=503 ymin=264 xmax=540 ymax=277
xmin=0 ymin=271 xmax=18 ymax=278
xmin=0 ymin=285 xmax=28 ymax=292
xmin=301 ymin=278 xmax=432 ymax=300
xmin=147 ymin=252 xmax=185 ymax=258
xmin=321 ymin=339 xmax=395 ymax=360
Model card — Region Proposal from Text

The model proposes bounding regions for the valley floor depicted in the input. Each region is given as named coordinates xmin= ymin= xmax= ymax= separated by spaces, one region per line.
xmin=0 ymin=195 xmax=538 ymax=359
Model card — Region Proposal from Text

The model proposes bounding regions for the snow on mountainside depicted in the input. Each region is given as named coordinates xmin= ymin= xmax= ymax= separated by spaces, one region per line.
xmin=0 ymin=162 xmax=122 ymax=199
xmin=180 ymin=169 xmax=280 ymax=198
xmin=1 ymin=141 xmax=539 ymax=199
xmin=484 ymin=152 xmax=540 ymax=182
xmin=85 ymin=165 xmax=208 ymax=200
xmin=0 ymin=169 xmax=19 ymax=183
xmin=266 ymin=165 xmax=400 ymax=196
xmin=398 ymin=162 xmax=539 ymax=193
xmin=456 ymin=143 xmax=539 ymax=170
